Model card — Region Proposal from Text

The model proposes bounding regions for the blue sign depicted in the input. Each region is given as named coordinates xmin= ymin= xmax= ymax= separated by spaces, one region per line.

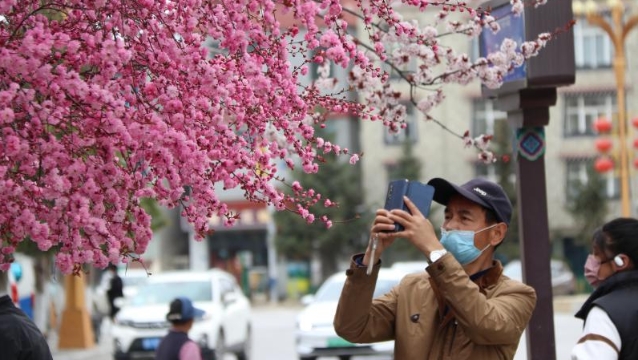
xmin=480 ymin=4 xmax=527 ymax=83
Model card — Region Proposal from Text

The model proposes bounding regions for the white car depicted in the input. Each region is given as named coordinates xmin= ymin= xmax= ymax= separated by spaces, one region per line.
xmin=390 ymin=261 xmax=429 ymax=276
xmin=295 ymin=269 xmax=404 ymax=360
xmin=503 ymin=259 xmax=577 ymax=296
xmin=112 ymin=269 xmax=252 ymax=360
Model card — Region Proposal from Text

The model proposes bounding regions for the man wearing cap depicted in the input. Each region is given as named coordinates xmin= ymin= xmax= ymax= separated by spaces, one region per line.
xmin=334 ymin=177 xmax=537 ymax=360
xmin=155 ymin=297 xmax=204 ymax=360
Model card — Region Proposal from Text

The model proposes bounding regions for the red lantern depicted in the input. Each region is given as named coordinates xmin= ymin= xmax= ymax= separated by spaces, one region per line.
xmin=634 ymin=158 xmax=638 ymax=169
xmin=594 ymin=157 xmax=614 ymax=173
xmin=634 ymin=139 xmax=638 ymax=149
xmin=632 ymin=116 xmax=638 ymax=129
xmin=593 ymin=117 xmax=612 ymax=133
xmin=595 ymin=138 xmax=613 ymax=153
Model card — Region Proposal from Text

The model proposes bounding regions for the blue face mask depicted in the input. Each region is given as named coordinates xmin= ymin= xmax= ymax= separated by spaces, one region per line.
xmin=440 ymin=224 xmax=497 ymax=265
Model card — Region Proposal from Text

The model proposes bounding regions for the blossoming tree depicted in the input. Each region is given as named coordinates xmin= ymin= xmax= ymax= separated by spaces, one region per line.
xmin=0 ymin=0 xmax=555 ymax=272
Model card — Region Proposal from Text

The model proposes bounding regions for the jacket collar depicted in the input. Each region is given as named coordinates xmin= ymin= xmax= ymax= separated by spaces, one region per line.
xmin=474 ymin=260 xmax=504 ymax=291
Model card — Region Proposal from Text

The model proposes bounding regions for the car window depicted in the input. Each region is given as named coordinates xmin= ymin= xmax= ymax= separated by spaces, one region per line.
xmin=130 ymin=280 xmax=212 ymax=306
xmin=122 ymin=276 xmax=148 ymax=287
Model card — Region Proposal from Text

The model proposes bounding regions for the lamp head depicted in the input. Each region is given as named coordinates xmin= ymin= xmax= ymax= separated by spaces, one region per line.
xmin=585 ymin=0 xmax=598 ymax=14
xmin=572 ymin=1 xmax=585 ymax=16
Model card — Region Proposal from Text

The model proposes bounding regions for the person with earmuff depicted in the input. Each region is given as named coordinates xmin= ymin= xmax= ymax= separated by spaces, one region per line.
xmin=572 ymin=217 xmax=638 ymax=360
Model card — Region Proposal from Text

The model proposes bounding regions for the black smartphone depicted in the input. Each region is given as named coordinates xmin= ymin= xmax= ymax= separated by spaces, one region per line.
xmin=383 ymin=179 xmax=434 ymax=232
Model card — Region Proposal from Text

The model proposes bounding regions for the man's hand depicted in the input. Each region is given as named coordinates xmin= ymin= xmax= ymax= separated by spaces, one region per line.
xmin=362 ymin=196 xmax=443 ymax=266
xmin=387 ymin=196 xmax=443 ymax=257
xmin=361 ymin=209 xmax=398 ymax=266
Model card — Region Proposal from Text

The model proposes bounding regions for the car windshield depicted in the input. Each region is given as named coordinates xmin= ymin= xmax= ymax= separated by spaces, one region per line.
xmin=313 ymin=279 xmax=397 ymax=302
xmin=122 ymin=276 xmax=148 ymax=287
xmin=130 ymin=280 xmax=212 ymax=306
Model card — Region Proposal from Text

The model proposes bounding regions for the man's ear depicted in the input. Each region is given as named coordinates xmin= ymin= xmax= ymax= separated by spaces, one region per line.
xmin=489 ymin=223 xmax=508 ymax=247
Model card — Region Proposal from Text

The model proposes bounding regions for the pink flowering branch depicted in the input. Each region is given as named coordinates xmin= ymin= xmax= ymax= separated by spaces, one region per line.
xmin=0 ymin=0 xmax=557 ymax=272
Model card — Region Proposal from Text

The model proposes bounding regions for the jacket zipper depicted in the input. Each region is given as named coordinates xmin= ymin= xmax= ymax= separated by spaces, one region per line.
xmin=447 ymin=320 xmax=458 ymax=356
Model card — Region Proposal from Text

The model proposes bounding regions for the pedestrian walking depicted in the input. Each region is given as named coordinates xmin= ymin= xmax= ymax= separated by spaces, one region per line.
xmin=0 ymin=268 xmax=53 ymax=360
xmin=106 ymin=264 xmax=124 ymax=320
xmin=572 ymin=217 xmax=638 ymax=359
xmin=334 ymin=177 xmax=537 ymax=360
xmin=155 ymin=296 xmax=204 ymax=360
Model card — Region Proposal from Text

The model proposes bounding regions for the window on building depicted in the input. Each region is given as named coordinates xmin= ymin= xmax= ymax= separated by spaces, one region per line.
xmin=564 ymin=92 xmax=616 ymax=137
xmin=565 ymin=158 xmax=619 ymax=200
xmin=472 ymin=99 xmax=507 ymax=137
xmin=472 ymin=99 xmax=515 ymax=181
xmin=383 ymin=102 xmax=417 ymax=145
xmin=573 ymin=18 xmax=613 ymax=69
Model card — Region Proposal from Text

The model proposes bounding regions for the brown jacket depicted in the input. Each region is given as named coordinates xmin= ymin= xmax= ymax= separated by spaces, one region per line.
xmin=333 ymin=253 xmax=536 ymax=360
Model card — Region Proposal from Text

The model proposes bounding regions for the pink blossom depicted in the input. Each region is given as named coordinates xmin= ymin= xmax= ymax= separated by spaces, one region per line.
xmin=349 ymin=154 xmax=360 ymax=164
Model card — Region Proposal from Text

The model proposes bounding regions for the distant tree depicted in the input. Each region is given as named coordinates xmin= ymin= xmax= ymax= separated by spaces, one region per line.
xmin=274 ymin=128 xmax=370 ymax=280
xmin=388 ymin=140 xmax=422 ymax=182
xmin=565 ymin=165 xmax=609 ymax=246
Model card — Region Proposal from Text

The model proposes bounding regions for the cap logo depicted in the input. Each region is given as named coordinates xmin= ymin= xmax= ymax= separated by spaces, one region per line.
xmin=473 ymin=187 xmax=487 ymax=196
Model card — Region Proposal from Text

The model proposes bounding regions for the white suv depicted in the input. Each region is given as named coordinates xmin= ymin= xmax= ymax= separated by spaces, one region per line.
xmin=295 ymin=268 xmax=403 ymax=360
xmin=112 ymin=269 xmax=252 ymax=360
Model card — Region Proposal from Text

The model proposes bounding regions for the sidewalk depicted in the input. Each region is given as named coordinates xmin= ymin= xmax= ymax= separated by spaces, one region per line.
xmin=553 ymin=294 xmax=589 ymax=314
xmin=48 ymin=324 xmax=113 ymax=360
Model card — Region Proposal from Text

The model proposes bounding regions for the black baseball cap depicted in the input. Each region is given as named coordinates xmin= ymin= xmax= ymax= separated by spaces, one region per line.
xmin=427 ymin=177 xmax=512 ymax=225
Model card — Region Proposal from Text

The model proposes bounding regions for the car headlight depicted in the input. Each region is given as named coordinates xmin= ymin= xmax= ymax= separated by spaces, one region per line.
xmin=297 ymin=318 xmax=313 ymax=332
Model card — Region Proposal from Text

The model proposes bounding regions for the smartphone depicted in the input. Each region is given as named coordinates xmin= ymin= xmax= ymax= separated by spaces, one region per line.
xmin=383 ymin=179 xmax=409 ymax=232
xmin=383 ymin=180 xmax=434 ymax=232
xmin=384 ymin=179 xmax=409 ymax=211
xmin=405 ymin=181 xmax=434 ymax=218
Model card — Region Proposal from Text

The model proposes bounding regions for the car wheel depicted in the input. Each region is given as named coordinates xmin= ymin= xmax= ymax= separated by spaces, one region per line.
xmin=235 ymin=326 xmax=252 ymax=360
xmin=338 ymin=356 xmax=351 ymax=360
xmin=299 ymin=357 xmax=317 ymax=360
xmin=215 ymin=331 xmax=225 ymax=360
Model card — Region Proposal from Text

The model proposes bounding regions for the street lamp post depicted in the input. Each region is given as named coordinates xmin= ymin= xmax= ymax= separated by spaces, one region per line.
xmin=573 ymin=0 xmax=638 ymax=216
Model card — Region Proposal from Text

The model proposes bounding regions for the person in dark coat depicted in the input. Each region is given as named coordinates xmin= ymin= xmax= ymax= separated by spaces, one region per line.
xmin=106 ymin=264 xmax=124 ymax=320
xmin=0 ymin=269 xmax=53 ymax=360
xmin=572 ymin=217 xmax=638 ymax=359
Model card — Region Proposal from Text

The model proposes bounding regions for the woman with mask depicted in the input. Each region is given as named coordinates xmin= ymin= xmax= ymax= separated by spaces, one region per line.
xmin=572 ymin=217 xmax=638 ymax=360
xmin=334 ymin=177 xmax=537 ymax=360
